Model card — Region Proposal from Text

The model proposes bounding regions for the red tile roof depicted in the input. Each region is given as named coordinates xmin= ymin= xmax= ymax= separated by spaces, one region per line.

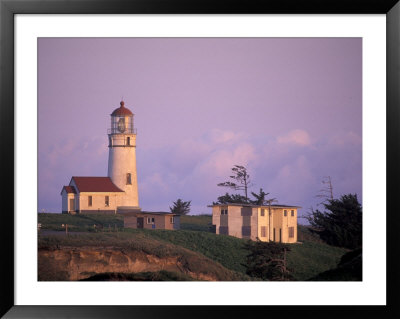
xmin=71 ymin=177 xmax=124 ymax=193
xmin=111 ymin=101 xmax=133 ymax=116
xmin=61 ymin=185 xmax=77 ymax=194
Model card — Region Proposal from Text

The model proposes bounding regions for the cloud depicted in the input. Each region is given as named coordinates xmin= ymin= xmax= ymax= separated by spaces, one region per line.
xmin=205 ymin=129 xmax=246 ymax=145
xmin=136 ymin=126 xmax=362 ymax=214
xmin=329 ymin=131 xmax=362 ymax=146
xmin=38 ymin=135 xmax=108 ymax=212
xmin=139 ymin=172 xmax=172 ymax=199
xmin=200 ymin=143 xmax=257 ymax=176
xmin=137 ymin=130 xmax=259 ymax=211
xmin=277 ymin=129 xmax=311 ymax=146
xmin=43 ymin=136 xmax=107 ymax=168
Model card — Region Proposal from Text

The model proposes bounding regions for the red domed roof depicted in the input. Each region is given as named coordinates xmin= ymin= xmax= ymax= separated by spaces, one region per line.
xmin=111 ymin=101 xmax=133 ymax=116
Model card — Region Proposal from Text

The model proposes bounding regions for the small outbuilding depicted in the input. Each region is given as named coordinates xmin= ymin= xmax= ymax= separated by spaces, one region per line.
xmin=119 ymin=209 xmax=180 ymax=230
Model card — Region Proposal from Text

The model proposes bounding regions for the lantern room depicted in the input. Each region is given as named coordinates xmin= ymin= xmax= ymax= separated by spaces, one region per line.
xmin=109 ymin=101 xmax=136 ymax=134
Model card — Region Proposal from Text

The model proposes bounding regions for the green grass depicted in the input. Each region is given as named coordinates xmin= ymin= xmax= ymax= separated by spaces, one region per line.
xmin=297 ymin=224 xmax=325 ymax=243
xmin=38 ymin=213 xmax=214 ymax=232
xmin=287 ymin=241 xmax=348 ymax=281
xmin=38 ymin=213 xmax=123 ymax=232
xmin=306 ymin=248 xmax=362 ymax=281
xmin=38 ymin=231 xmax=179 ymax=258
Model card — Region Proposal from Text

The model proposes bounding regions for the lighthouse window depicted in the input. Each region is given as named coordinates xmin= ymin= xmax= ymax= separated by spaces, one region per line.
xmin=117 ymin=117 xmax=125 ymax=133
xmin=105 ymin=196 xmax=109 ymax=207
xmin=126 ymin=173 xmax=132 ymax=185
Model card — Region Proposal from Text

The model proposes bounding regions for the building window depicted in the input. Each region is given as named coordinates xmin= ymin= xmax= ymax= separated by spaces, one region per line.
xmin=221 ymin=208 xmax=228 ymax=215
xmin=105 ymin=196 xmax=109 ymax=207
xmin=242 ymin=226 xmax=251 ymax=236
xmin=126 ymin=173 xmax=132 ymax=185
xmin=170 ymin=217 xmax=174 ymax=224
xmin=284 ymin=210 xmax=287 ymax=217
xmin=289 ymin=227 xmax=295 ymax=238
xmin=219 ymin=226 xmax=229 ymax=235
xmin=88 ymin=196 xmax=92 ymax=207
xmin=127 ymin=137 xmax=130 ymax=145
xmin=291 ymin=210 xmax=295 ymax=217
xmin=147 ymin=217 xmax=155 ymax=224
xmin=261 ymin=209 xmax=265 ymax=216
xmin=261 ymin=226 xmax=267 ymax=237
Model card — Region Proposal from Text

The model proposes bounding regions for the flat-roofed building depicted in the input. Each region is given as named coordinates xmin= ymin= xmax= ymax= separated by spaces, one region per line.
xmin=210 ymin=203 xmax=299 ymax=243
xmin=120 ymin=210 xmax=180 ymax=230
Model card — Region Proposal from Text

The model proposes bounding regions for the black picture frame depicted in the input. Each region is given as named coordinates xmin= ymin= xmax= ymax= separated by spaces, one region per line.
xmin=1 ymin=0 xmax=399 ymax=318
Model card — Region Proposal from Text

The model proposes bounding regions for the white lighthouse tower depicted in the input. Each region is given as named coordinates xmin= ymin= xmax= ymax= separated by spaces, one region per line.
xmin=107 ymin=101 xmax=140 ymax=211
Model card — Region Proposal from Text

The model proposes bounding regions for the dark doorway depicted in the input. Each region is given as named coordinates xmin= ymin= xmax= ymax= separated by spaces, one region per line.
xmin=279 ymin=229 xmax=282 ymax=242
xmin=137 ymin=217 xmax=144 ymax=229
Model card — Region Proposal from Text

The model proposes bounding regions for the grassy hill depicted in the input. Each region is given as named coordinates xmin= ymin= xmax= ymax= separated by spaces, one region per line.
xmin=38 ymin=231 xmax=249 ymax=281
xmin=38 ymin=213 xmax=348 ymax=281
xmin=124 ymin=228 xmax=249 ymax=274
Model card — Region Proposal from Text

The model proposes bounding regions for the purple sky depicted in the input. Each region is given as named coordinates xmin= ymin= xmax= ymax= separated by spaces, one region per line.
xmin=38 ymin=38 xmax=362 ymax=220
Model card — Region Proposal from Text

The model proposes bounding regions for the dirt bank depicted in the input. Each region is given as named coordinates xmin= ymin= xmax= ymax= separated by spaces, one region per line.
xmin=38 ymin=246 xmax=244 ymax=281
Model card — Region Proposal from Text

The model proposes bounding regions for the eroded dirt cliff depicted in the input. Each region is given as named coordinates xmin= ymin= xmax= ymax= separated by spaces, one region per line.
xmin=38 ymin=246 xmax=244 ymax=281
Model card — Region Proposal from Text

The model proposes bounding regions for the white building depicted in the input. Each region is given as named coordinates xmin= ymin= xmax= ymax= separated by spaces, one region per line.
xmin=210 ymin=203 xmax=299 ymax=243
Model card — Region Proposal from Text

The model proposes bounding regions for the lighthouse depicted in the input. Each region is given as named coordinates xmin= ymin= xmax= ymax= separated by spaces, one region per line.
xmin=107 ymin=101 xmax=140 ymax=210
xmin=61 ymin=100 xmax=180 ymax=229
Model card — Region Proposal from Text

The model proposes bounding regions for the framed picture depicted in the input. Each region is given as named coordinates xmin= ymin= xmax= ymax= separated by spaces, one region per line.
xmin=1 ymin=0 xmax=399 ymax=318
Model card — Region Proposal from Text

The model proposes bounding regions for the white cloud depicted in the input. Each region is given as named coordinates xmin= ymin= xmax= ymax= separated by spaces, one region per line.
xmin=140 ymin=172 xmax=171 ymax=196
xmin=277 ymin=129 xmax=311 ymax=146
xmin=205 ymin=129 xmax=246 ymax=145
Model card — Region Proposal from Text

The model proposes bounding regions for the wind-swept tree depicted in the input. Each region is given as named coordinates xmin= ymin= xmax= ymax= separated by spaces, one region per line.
xmin=250 ymin=188 xmax=270 ymax=205
xmin=316 ymin=176 xmax=334 ymax=206
xmin=170 ymin=199 xmax=191 ymax=215
xmin=217 ymin=165 xmax=252 ymax=200
xmin=213 ymin=193 xmax=250 ymax=205
xmin=306 ymin=194 xmax=362 ymax=249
